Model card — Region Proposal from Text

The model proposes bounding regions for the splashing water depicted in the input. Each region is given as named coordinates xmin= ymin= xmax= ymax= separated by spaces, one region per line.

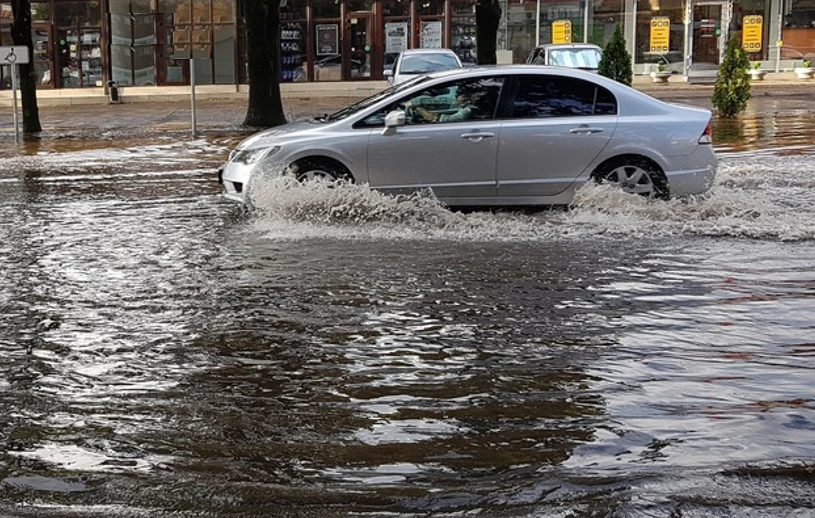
xmin=248 ymin=151 xmax=815 ymax=242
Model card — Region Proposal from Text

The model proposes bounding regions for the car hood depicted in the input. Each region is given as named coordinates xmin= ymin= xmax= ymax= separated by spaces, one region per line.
xmin=237 ymin=121 xmax=322 ymax=150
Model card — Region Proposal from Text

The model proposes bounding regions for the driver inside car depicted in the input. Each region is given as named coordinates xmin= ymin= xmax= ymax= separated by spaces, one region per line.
xmin=404 ymin=85 xmax=480 ymax=123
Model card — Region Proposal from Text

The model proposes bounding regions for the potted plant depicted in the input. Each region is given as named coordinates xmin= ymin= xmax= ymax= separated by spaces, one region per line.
xmin=749 ymin=61 xmax=766 ymax=81
xmin=795 ymin=59 xmax=814 ymax=79
xmin=650 ymin=63 xmax=671 ymax=83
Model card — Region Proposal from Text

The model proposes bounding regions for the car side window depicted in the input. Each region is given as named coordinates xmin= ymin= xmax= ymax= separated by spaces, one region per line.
xmin=358 ymin=76 xmax=505 ymax=127
xmin=510 ymin=76 xmax=618 ymax=118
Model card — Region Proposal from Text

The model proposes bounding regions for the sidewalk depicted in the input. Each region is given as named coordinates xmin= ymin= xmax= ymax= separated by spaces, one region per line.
xmin=0 ymin=78 xmax=813 ymax=137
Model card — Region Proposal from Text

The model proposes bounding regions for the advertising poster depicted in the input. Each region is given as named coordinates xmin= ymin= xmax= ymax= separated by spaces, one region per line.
xmin=386 ymin=22 xmax=408 ymax=54
xmin=552 ymin=20 xmax=572 ymax=44
xmin=316 ymin=23 xmax=339 ymax=55
xmin=649 ymin=16 xmax=670 ymax=53
xmin=420 ymin=21 xmax=443 ymax=49
xmin=742 ymin=15 xmax=763 ymax=52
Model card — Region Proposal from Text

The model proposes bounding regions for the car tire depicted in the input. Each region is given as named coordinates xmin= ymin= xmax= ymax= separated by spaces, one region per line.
xmin=291 ymin=159 xmax=352 ymax=183
xmin=591 ymin=156 xmax=669 ymax=200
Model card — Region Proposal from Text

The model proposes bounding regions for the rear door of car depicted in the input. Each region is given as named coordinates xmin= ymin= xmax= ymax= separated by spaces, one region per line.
xmin=496 ymin=73 xmax=618 ymax=197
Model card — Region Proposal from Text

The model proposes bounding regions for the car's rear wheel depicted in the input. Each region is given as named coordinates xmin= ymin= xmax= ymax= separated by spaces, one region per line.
xmin=291 ymin=159 xmax=351 ymax=183
xmin=592 ymin=157 xmax=669 ymax=200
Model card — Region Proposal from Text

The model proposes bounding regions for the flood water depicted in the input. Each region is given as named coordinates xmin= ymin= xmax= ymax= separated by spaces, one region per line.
xmin=1 ymin=97 xmax=815 ymax=517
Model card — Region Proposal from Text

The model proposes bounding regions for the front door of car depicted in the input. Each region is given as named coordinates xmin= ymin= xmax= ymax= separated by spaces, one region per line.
xmin=496 ymin=74 xmax=618 ymax=197
xmin=362 ymin=76 xmax=505 ymax=199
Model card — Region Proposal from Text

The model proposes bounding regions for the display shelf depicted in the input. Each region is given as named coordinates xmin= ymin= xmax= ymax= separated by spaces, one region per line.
xmin=280 ymin=21 xmax=306 ymax=82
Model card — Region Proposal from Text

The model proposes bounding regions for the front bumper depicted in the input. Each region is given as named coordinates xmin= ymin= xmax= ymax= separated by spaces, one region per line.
xmin=219 ymin=161 xmax=254 ymax=204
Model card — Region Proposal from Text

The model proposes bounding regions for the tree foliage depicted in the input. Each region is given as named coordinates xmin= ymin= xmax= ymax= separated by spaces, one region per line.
xmin=241 ymin=0 xmax=287 ymax=128
xmin=597 ymin=24 xmax=632 ymax=86
xmin=712 ymin=37 xmax=751 ymax=118
xmin=475 ymin=0 xmax=501 ymax=65
xmin=10 ymin=0 xmax=42 ymax=134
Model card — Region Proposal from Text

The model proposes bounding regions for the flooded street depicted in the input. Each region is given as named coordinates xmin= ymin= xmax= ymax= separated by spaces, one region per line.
xmin=1 ymin=96 xmax=815 ymax=517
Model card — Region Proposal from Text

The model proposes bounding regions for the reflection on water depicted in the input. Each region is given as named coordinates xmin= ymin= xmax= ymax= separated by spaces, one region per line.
xmin=1 ymin=107 xmax=815 ymax=516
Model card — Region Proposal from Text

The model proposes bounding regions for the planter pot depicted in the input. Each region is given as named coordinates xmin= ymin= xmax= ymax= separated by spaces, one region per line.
xmin=794 ymin=67 xmax=815 ymax=79
xmin=650 ymin=71 xmax=671 ymax=83
xmin=749 ymin=70 xmax=767 ymax=81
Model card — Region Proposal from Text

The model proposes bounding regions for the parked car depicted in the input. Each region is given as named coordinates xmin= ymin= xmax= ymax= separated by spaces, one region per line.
xmin=526 ymin=43 xmax=603 ymax=72
xmin=385 ymin=48 xmax=463 ymax=85
xmin=219 ymin=66 xmax=716 ymax=207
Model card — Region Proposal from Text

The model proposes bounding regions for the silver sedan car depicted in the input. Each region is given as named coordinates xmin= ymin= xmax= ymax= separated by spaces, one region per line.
xmin=219 ymin=66 xmax=716 ymax=207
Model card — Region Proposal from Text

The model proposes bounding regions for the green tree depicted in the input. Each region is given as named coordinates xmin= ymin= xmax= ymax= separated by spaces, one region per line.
xmin=597 ymin=24 xmax=632 ymax=86
xmin=10 ymin=0 xmax=42 ymax=135
xmin=711 ymin=37 xmax=751 ymax=118
xmin=475 ymin=0 xmax=501 ymax=65
xmin=241 ymin=0 xmax=287 ymax=128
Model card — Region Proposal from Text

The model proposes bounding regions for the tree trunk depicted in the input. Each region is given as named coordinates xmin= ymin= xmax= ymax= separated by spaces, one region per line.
xmin=241 ymin=0 xmax=287 ymax=128
xmin=475 ymin=0 xmax=501 ymax=66
xmin=10 ymin=0 xmax=42 ymax=134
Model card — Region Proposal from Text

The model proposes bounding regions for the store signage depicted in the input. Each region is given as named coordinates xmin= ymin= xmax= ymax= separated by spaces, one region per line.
xmin=1 ymin=46 xmax=30 ymax=65
xmin=420 ymin=21 xmax=442 ymax=48
xmin=742 ymin=15 xmax=763 ymax=52
xmin=649 ymin=17 xmax=670 ymax=53
xmin=385 ymin=22 xmax=408 ymax=54
xmin=552 ymin=20 xmax=572 ymax=44
xmin=316 ymin=24 xmax=339 ymax=55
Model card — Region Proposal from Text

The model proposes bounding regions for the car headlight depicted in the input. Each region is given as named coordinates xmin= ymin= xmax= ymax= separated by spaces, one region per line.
xmin=231 ymin=146 xmax=281 ymax=165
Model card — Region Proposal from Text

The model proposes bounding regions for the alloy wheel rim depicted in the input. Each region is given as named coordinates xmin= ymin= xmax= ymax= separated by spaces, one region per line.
xmin=603 ymin=165 xmax=655 ymax=196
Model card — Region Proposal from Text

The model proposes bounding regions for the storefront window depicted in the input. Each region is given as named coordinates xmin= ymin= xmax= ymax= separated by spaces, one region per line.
xmin=347 ymin=0 xmax=373 ymax=12
xmin=212 ymin=0 xmax=234 ymax=22
xmin=505 ymin=0 xmax=535 ymax=63
xmin=192 ymin=0 xmax=210 ymax=23
xmin=213 ymin=25 xmax=235 ymax=82
xmin=312 ymin=0 xmax=340 ymax=19
xmin=382 ymin=0 xmax=408 ymax=17
xmin=783 ymin=0 xmax=815 ymax=62
xmin=32 ymin=2 xmax=52 ymax=21
xmin=731 ymin=0 xmax=772 ymax=62
xmin=314 ymin=21 xmax=341 ymax=81
xmin=452 ymin=0 xmax=476 ymax=64
xmin=280 ymin=0 xmax=304 ymax=19
xmin=590 ymin=0 xmax=622 ymax=48
xmin=418 ymin=0 xmax=443 ymax=17
xmin=635 ymin=0 xmax=683 ymax=73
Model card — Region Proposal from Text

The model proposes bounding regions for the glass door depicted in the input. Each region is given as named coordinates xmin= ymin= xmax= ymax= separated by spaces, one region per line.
xmin=345 ymin=14 xmax=373 ymax=79
xmin=32 ymin=24 xmax=54 ymax=88
xmin=690 ymin=2 xmax=727 ymax=73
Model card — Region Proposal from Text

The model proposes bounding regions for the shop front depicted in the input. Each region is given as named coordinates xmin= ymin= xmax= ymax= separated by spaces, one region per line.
xmin=2 ymin=0 xmax=815 ymax=91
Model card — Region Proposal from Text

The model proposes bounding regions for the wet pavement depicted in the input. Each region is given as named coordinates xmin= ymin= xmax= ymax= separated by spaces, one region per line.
xmin=1 ymin=87 xmax=815 ymax=517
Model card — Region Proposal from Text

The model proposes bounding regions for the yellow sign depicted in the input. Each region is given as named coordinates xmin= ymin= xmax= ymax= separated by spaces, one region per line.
xmin=552 ymin=20 xmax=572 ymax=44
xmin=649 ymin=17 xmax=670 ymax=53
xmin=742 ymin=15 xmax=763 ymax=52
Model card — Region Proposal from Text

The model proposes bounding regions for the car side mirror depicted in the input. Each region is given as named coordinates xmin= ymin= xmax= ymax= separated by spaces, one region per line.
xmin=384 ymin=69 xmax=393 ymax=78
xmin=382 ymin=109 xmax=406 ymax=136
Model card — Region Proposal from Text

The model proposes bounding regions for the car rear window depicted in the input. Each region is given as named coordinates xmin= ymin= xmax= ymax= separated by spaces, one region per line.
xmin=510 ymin=76 xmax=618 ymax=118
xmin=548 ymin=48 xmax=603 ymax=69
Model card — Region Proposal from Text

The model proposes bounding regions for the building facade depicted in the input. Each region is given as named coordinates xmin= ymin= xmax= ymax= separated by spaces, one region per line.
xmin=1 ymin=0 xmax=814 ymax=90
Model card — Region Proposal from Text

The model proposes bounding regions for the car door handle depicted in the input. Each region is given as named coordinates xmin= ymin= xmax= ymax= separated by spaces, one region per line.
xmin=461 ymin=132 xmax=495 ymax=141
xmin=569 ymin=126 xmax=604 ymax=134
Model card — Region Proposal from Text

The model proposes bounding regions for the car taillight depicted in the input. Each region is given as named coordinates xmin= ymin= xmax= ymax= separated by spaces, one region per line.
xmin=698 ymin=122 xmax=712 ymax=144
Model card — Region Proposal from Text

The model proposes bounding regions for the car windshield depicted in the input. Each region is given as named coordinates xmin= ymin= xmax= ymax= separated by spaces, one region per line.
xmin=398 ymin=54 xmax=460 ymax=74
xmin=325 ymin=75 xmax=428 ymax=122
xmin=548 ymin=48 xmax=603 ymax=69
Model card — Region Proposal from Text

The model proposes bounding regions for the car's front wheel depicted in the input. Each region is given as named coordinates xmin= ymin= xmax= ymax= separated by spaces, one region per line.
xmin=290 ymin=158 xmax=352 ymax=183
xmin=591 ymin=157 xmax=669 ymax=200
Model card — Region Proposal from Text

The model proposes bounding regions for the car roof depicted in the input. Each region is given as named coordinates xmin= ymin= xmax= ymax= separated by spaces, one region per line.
xmin=535 ymin=43 xmax=603 ymax=50
xmin=400 ymin=48 xmax=458 ymax=55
